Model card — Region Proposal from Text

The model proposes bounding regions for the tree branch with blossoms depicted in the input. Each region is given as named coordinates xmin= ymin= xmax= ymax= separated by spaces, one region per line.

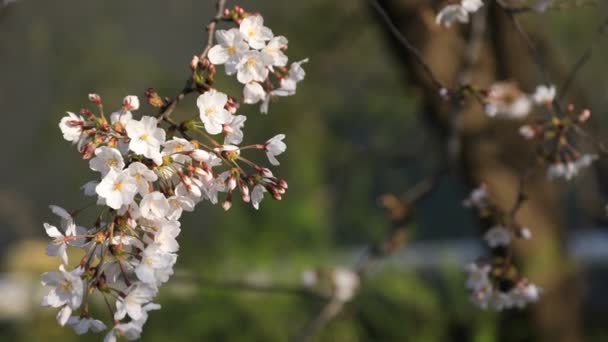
xmin=41 ymin=2 xmax=308 ymax=340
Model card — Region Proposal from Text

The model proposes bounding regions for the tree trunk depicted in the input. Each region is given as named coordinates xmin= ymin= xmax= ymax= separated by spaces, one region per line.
xmin=370 ymin=1 xmax=583 ymax=341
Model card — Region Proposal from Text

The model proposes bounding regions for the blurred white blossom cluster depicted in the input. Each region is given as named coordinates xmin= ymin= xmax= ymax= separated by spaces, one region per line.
xmin=436 ymin=0 xmax=555 ymax=27
xmin=46 ymin=6 xmax=306 ymax=340
xmin=463 ymin=184 xmax=541 ymax=310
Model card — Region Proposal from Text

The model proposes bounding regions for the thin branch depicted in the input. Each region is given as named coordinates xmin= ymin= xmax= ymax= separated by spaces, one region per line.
xmin=156 ymin=0 xmax=228 ymax=122
xmin=503 ymin=9 xmax=551 ymax=86
xmin=559 ymin=15 xmax=608 ymax=100
xmin=174 ymin=272 xmax=329 ymax=301
xmin=293 ymin=299 xmax=344 ymax=342
xmin=368 ymin=0 xmax=446 ymax=92
xmin=200 ymin=0 xmax=229 ymax=61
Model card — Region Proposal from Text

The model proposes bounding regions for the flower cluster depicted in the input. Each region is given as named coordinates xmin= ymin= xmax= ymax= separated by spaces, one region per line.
xmin=44 ymin=7 xmax=306 ymax=340
xmin=479 ymin=83 xmax=557 ymax=119
xmin=518 ymin=96 xmax=596 ymax=180
xmin=207 ymin=6 xmax=308 ymax=114
xmin=463 ymin=184 xmax=541 ymax=310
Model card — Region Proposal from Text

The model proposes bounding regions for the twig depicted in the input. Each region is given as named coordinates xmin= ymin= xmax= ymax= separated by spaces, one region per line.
xmin=174 ymin=272 xmax=329 ymax=301
xmin=156 ymin=0 xmax=228 ymax=122
xmin=503 ymin=9 xmax=551 ymax=86
xmin=200 ymin=0 xmax=228 ymax=61
xmin=293 ymin=299 xmax=344 ymax=342
xmin=559 ymin=15 xmax=608 ymax=100
xmin=368 ymin=0 xmax=446 ymax=92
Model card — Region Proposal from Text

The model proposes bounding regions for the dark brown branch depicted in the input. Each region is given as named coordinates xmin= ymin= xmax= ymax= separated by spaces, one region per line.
xmin=559 ymin=15 xmax=608 ymax=100
xmin=368 ymin=0 xmax=446 ymax=92
xmin=174 ymin=272 xmax=329 ymax=301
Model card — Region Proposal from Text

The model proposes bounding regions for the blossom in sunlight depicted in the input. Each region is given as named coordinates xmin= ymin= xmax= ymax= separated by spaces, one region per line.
xmin=126 ymin=116 xmax=166 ymax=164
xmin=208 ymin=28 xmax=249 ymax=74
xmin=89 ymin=146 xmax=125 ymax=176
xmin=265 ymin=134 xmax=287 ymax=166
xmin=41 ymin=265 xmax=85 ymax=325
xmin=262 ymin=36 xmax=288 ymax=67
xmin=236 ymin=51 xmax=270 ymax=84
xmin=240 ymin=14 xmax=273 ymax=49
xmin=96 ymin=169 xmax=138 ymax=210
xmin=114 ymin=284 xmax=158 ymax=321
xmin=59 ymin=112 xmax=85 ymax=143
xmin=197 ymin=89 xmax=233 ymax=135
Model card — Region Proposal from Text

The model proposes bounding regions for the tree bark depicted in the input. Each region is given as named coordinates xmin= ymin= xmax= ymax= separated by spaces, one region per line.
xmin=369 ymin=1 xmax=583 ymax=341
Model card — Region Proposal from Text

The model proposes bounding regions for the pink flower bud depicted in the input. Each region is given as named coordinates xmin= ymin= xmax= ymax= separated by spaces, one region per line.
xmin=190 ymin=55 xmax=200 ymax=71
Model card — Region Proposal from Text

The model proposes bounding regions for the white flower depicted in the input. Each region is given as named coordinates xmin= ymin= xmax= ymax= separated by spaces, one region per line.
xmin=436 ymin=0 xmax=483 ymax=28
xmin=127 ymin=162 xmax=158 ymax=196
xmin=208 ymin=28 xmax=249 ymax=75
xmin=130 ymin=302 xmax=161 ymax=329
xmin=332 ymin=268 xmax=360 ymax=302
xmin=462 ymin=0 xmax=484 ymax=12
xmin=123 ymin=95 xmax=140 ymax=111
xmin=280 ymin=58 xmax=308 ymax=94
xmin=547 ymin=154 xmax=597 ymax=180
xmin=140 ymin=191 xmax=170 ymax=220
xmin=110 ymin=111 xmax=133 ymax=126
xmin=236 ymin=51 xmax=270 ymax=84
xmin=224 ymin=115 xmax=247 ymax=145
xmin=153 ymin=219 xmax=181 ymax=253
xmin=114 ymin=284 xmax=158 ymax=321
xmin=134 ymin=244 xmax=177 ymax=286
xmin=96 ymin=169 xmax=138 ymax=210
xmin=251 ymin=184 xmax=266 ymax=210
xmin=484 ymin=82 xmax=532 ymax=119
xmin=103 ymin=323 xmax=142 ymax=342
xmin=162 ymin=137 xmax=195 ymax=156
xmin=532 ymin=84 xmax=556 ymax=105
xmin=41 ymin=265 xmax=84 ymax=310
xmin=239 ymin=15 xmax=273 ymax=49
xmin=265 ymin=134 xmax=286 ymax=166
xmin=465 ymin=263 xmax=491 ymax=292
xmin=484 ymin=226 xmax=512 ymax=247
xmin=44 ymin=223 xmax=85 ymax=265
xmin=59 ymin=112 xmax=85 ymax=143
xmin=197 ymin=89 xmax=233 ymax=135
xmin=262 ymin=36 xmax=288 ymax=67
xmin=125 ymin=116 xmax=165 ymax=164
xmin=463 ymin=184 xmax=490 ymax=209
xmin=243 ymin=82 xmax=266 ymax=104
xmin=67 ymin=316 xmax=107 ymax=335
xmin=436 ymin=5 xmax=469 ymax=27
xmin=89 ymin=147 xmax=125 ymax=176
xmin=167 ymin=195 xmax=195 ymax=221
xmin=49 ymin=205 xmax=76 ymax=235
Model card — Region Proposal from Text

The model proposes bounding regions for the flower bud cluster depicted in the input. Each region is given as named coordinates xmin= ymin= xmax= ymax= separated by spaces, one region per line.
xmin=463 ymin=185 xmax=540 ymax=310
xmin=45 ymin=9 xmax=304 ymax=340
xmin=518 ymin=102 xmax=595 ymax=181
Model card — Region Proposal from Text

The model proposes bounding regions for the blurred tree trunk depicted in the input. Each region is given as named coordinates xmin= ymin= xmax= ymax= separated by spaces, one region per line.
xmin=369 ymin=1 xmax=582 ymax=341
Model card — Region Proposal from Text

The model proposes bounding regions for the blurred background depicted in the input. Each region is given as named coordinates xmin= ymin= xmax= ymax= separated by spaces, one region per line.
xmin=1 ymin=0 xmax=608 ymax=341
